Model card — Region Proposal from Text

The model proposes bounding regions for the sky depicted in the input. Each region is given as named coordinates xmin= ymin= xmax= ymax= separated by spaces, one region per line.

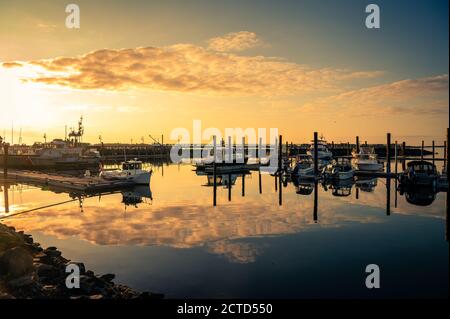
xmin=0 ymin=0 xmax=448 ymax=145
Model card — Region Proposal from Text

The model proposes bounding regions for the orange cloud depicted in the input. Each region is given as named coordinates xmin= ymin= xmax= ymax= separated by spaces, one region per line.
xmin=302 ymin=75 xmax=449 ymax=117
xmin=207 ymin=31 xmax=266 ymax=52
xmin=2 ymin=61 xmax=22 ymax=68
xmin=3 ymin=32 xmax=382 ymax=96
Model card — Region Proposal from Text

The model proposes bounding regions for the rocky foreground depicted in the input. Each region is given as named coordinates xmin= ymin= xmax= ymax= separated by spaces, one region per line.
xmin=0 ymin=223 xmax=164 ymax=299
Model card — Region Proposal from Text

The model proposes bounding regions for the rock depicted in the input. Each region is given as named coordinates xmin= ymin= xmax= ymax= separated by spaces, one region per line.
xmin=7 ymin=275 xmax=34 ymax=288
xmin=0 ymin=246 xmax=33 ymax=278
xmin=36 ymin=263 xmax=61 ymax=278
xmin=89 ymin=294 xmax=104 ymax=300
xmin=100 ymin=274 xmax=115 ymax=282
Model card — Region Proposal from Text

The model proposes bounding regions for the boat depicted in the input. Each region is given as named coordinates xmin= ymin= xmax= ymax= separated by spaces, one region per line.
xmin=307 ymin=136 xmax=333 ymax=160
xmin=322 ymin=158 xmax=354 ymax=180
xmin=397 ymin=160 xmax=439 ymax=190
xmin=292 ymin=177 xmax=315 ymax=195
xmin=100 ymin=159 xmax=152 ymax=184
xmin=352 ymin=146 xmax=383 ymax=172
xmin=291 ymin=155 xmax=315 ymax=178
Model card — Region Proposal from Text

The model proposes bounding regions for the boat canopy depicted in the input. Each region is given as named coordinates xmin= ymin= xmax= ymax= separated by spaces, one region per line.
xmin=406 ymin=160 xmax=437 ymax=173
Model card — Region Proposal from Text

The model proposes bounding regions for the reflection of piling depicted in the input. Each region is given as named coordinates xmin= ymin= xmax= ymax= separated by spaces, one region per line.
xmin=242 ymin=174 xmax=245 ymax=197
xmin=313 ymin=132 xmax=318 ymax=176
xmin=386 ymin=175 xmax=391 ymax=216
xmin=356 ymin=187 xmax=359 ymax=200
xmin=278 ymin=135 xmax=283 ymax=206
xmin=3 ymin=143 xmax=9 ymax=178
xmin=259 ymin=171 xmax=262 ymax=194
xmin=228 ymin=173 xmax=232 ymax=201
xmin=3 ymin=184 xmax=9 ymax=214
xmin=313 ymin=181 xmax=318 ymax=223
xmin=446 ymin=128 xmax=449 ymax=179
xmin=394 ymin=141 xmax=398 ymax=208
xmin=356 ymin=136 xmax=360 ymax=153
xmin=213 ymin=136 xmax=217 ymax=206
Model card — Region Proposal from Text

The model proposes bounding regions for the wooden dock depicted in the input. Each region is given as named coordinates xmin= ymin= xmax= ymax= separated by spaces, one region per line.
xmin=3 ymin=170 xmax=135 ymax=192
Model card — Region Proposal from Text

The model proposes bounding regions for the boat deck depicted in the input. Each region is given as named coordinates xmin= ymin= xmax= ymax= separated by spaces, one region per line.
xmin=3 ymin=170 xmax=135 ymax=192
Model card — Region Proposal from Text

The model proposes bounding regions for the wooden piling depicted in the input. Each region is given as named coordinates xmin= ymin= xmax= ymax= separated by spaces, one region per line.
xmin=242 ymin=174 xmax=245 ymax=197
xmin=213 ymin=136 xmax=217 ymax=206
xmin=3 ymin=143 xmax=8 ymax=179
xmin=432 ymin=140 xmax=435 ymax=165
xmin=386 ymin=133 xmax=391 ymax=174
xmin=356 ymin=136 xmax=360 ymax=153
xmin=421 ymin=140 xmax=424 ymax=161
xmin=313 ymin=132 xmax=319 ymax=176
xmin=259 ymin=171 xmax=262 ymax=194
xmin=402 ymin=141 xmax=406 ymax=171
xmin=228 ymin=173 xmax=232 ymax=201
xmin=313 ymin=181 xmax=318 ymax=223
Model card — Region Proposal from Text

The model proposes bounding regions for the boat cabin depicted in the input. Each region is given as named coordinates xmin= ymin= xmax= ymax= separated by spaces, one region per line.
xmin=122 ymin=160 xmax=143 ymax=171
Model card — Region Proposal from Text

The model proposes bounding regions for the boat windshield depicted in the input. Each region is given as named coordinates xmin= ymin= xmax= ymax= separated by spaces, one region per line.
xmin=122 ymin=162 xmax=142 ymax=170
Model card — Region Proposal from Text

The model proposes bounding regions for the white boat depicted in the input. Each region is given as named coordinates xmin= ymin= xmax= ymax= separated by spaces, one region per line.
xmin=307 ymin=136 xmax=333 ymax=160
xmin=323 ymin=158 xmax=354 ymax=180
xmin=100 ymin=159 xmax=152 ymax=185
xmin=352 ymin=146 xmax=383 ymax=172
xmin=292 ymin=155 xmax=315 ymax=178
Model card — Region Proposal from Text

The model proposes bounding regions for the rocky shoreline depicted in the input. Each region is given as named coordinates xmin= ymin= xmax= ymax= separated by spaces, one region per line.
xmin=0 ymin=223 xmax=164 ymax=299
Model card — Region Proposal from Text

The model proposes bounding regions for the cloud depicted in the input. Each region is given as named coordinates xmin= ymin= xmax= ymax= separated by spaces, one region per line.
xmin=207 ymin=31 xmax=266 ymax=52
xmin=302 ymin=75 xmax=449 ymax=117
xmin=2 ymin=32 xmax=383 ymax=96
xmin=2 ymin=62 xmax=23 ymax=68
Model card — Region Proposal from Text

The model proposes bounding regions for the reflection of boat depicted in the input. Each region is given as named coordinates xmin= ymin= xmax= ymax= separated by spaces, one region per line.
xmin=403 ymin=187 xmax=437 ymax=206
xmin=355 ymin=177 xmax=378 ymax=192
xmin=323 ymin=158 xmax=354 ymax=180
xmin=292 ymin=155 xmax=314 ymax=178
xmin=307 ymin=136 xmax=333 ymax=160
xmin=122 ymin=185 xmax=153 ymax=207
xmin=398 ymin=161 xmax=439 ymax=190
xmin=100 ymin=159 xmax=152 ymax=185
xmin=204 ymin=174 xmax=239 ymax=188
xmin=352 ymin=146 xmax=383 ymax=172
xmin=328 ymin=179 xmax=354 ymax=197
xmin=293 ymin=180 xmax=315 ymax=195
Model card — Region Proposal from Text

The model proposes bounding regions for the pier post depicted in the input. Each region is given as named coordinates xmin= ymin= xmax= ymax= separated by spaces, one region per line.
xmin=3 ymin=143 xmax=9 ymax=179
xmin=421 ymin=140 xmax=424 ymax=161
xmin=242 ymin=174 xmax=245 ymax=197
xmin=432 ymin=140 xmax=435 ymax=165
xmin=446 ymin=128 xmax=449 ymax=179
xmin=213 ymin=136 xmax=217 ymax=206
xmin=331 ymin=141 xmax=334 ymax=149
xmin=313 ymin=132 xmax=318 ymax=176
xmin=356 ymin=136 xmax=360 ymax=154
xmin=402 ymin=141 xmax=406 ymax=171
xmin=347 ymin=142 xmax=350 ymax=156
xmin=278 ymin=135 xmax=282 ymax=173
xmin=394 ymin=141 xmax=398 ymax=176
xmin=386 ymin=133 xmax=391 ymax=174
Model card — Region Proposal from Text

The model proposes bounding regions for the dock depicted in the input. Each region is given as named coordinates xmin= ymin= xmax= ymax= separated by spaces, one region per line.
xmin=3 ymin=170 xmax=135 ymax=193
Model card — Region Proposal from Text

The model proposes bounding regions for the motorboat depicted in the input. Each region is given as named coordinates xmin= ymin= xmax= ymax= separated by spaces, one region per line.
xmin=397 ymin=160 xmax=439 ymax=190
xmin=322 ymin=158 xmax=354 ymax=180
xmin=307 ymin=136 xmax=333 ymax=160
xmin=100 ymin=159 xmax=152 ymax=184
xmin=291 ymin=155 xmax=314 ymax=178
xmin=352 ymin=146 xmax=383 ymax=172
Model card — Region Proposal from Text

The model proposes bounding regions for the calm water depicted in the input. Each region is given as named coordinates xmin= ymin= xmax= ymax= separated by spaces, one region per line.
xmin=1 ymin=162 xmax=448 ymax=298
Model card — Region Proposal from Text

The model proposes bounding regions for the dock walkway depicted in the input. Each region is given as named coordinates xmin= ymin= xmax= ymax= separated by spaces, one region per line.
xmin=3 ymin=170 xmax=135 ymax=192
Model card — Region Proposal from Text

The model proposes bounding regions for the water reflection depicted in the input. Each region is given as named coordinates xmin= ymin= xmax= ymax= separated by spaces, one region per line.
xmin=0 ymin=162 xmax=448 ymax=297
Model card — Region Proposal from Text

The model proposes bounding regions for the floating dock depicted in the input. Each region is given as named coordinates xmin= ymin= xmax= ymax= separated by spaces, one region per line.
xmin=3 ymin=170 xmax=135 ymax=192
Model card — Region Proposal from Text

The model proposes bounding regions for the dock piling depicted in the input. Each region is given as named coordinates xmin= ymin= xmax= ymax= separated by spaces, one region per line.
xmin=402 ymin=141 xmax=406 ymax=171
xmin=3 ymin=143 xmax=8 ymax=179
xmin=356 ymin=136 xmax=360 ymax=153
xmin=313 ymin=132 xmax=318 ymax=176
xmin=213 ymin=136 xmax=217 ymax=206
xmin=386 ymin=133 xmax=391 ymax=174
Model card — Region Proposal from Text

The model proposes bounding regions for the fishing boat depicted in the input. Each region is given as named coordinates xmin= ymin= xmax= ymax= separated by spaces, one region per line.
xmin=100 ymin=159 xmax=152 ymax=184
xmin=322 ymin=158 xmax=354 ymax=180
xmin=307 ymin=136 xmax=333 ymax=160
xmin=398 ymin=160 xmax=439 ymax=189
xmin=352 ymin=146 xmax=383 ymax=172
xmin=291 ymin=155 xmax=314 ymax=178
